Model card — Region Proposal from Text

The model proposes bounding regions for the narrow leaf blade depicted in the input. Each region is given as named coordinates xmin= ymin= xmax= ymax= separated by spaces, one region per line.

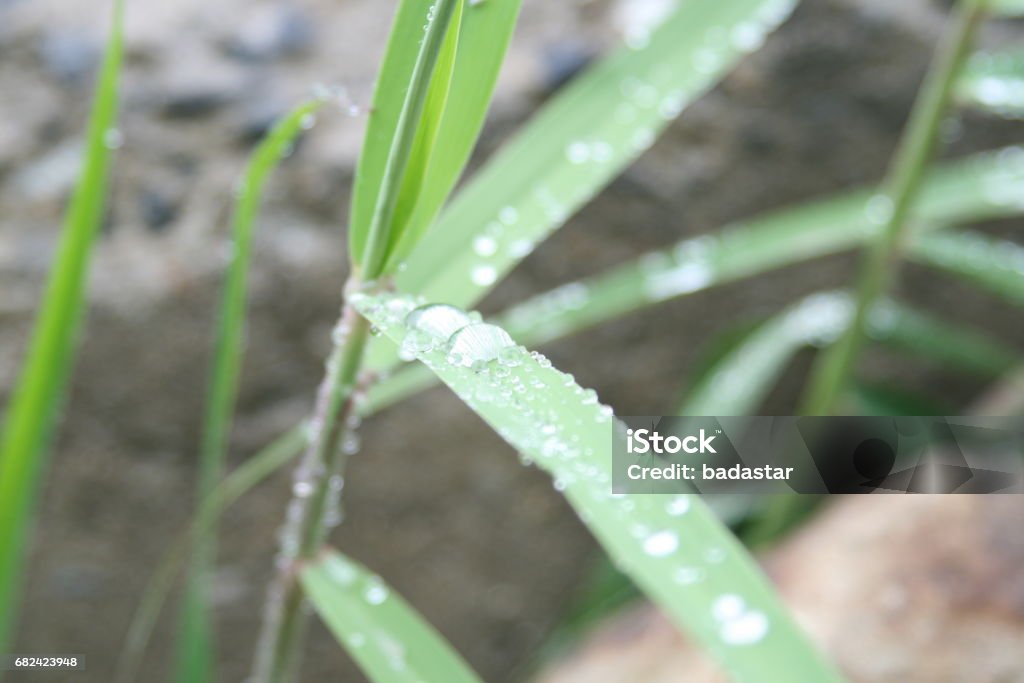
xmin=352 ymin=291 xmax=844 ymax=683
xmin=956 ymin=49 xmax=1024 ymax=118
xmin=174 ymin=98 xmax=326 ymax=683
xmin=0 ymin=0 xmax=124 ymax=652
xmin=300 ymin=550 xmax=483 ymax=683
xmin=350 ymin=0 xmax=523 ymax=269
xmin=680 ymin=292 xmax=1018 ymax=415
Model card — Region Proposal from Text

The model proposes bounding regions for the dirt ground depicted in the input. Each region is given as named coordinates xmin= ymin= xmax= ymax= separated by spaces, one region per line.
xmin=1 ymin=0 xmax=1023 ymax=681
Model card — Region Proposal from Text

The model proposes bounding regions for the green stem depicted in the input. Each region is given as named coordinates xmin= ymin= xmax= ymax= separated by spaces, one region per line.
xmin=801 ymin=0 xmax=989 ymax=415
xmin=359 ymin=0 xmax=459 ymax=279
xmin=251 ymin=299 xmax=372 ymax=683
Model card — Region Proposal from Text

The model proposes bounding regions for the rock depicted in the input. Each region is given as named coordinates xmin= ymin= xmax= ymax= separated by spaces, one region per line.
xmin=159 ymin=87 xmax=234 ymax=120
xmin=38 ymin=28 xmax=99 ymax=85
xmin=221 ymin=5 xmax=314 ymax=63
xmin=532 ymin=496 xmax=1024 ymax=683
xmin=138 ymin=189 xmax=178 ymax=232
xmin=10 ymin=140 xmax=81 ymax=202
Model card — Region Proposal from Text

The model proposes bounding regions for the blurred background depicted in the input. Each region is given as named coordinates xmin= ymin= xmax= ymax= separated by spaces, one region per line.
xmin=1 ymin=0 xmax=1023 ymax=680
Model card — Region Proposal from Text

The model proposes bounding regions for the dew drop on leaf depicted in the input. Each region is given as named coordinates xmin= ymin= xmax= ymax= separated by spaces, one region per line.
xmin=446 ymin=323 xmax=516 ymax=368
xmin=642 ymin=529 xmax=679 ymax=557
xmin=405 ymin=304 xmax=473 ymax=341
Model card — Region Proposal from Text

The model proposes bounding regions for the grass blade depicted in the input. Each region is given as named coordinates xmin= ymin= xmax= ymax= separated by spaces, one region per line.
xmin=300 ymin=549 xmax=484 ymax=683
xmin=384 ymin=0 xmax=524 ymax=272
xmin=116 ymin=427 xmax=306 ymax=683
xmin=0 ymin=0 xmax=123 ymax=654
xmin=353 ymin=0 xmax=462 ymax=278
xmin=174 ymin=98 xmax=327 ymax=683
xmin=352 ymin=290 xmax=845 ymax=683
xmin=988 ymin=0 xmax=1024 ymax=15
xmin=361 ymin=149 xmax=1024 ymax=413
xmin=910 ymin=229 xmax=1024 ymax=305
xmin=388 ymin=0 xmax=798 ymax=321
xmin=680 ymin=292 xmax=1017 ymax=415
xmin=956 ymin=49 xmax=1024 ymax=118
xmin=801 ymin=0 xmax=988 ymax=415
xmin=351 ymin=0 xmax=522 ymax=278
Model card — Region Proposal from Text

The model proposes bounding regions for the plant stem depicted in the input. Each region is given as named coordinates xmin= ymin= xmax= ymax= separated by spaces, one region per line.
xmin=801 ymin=0 xmax=989 ymax=415
xmin=253 ymin=4 xmax=462 ymax=679
xmin=251 ymin=298 xmax=372 ymax=683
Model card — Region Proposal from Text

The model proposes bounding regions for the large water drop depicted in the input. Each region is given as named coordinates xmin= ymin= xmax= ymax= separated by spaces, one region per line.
xmin=446 ymin=323 xmax=516 ymax=368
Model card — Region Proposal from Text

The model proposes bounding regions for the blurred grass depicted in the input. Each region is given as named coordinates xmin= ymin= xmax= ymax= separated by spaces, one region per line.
xmin=175 ymin=98 xmax=327 ymax=683
xmin=117 ymin=427 xmax=306 ymax=683
xmin=0 ymin=0 xmax=124 ymax=658
xmin=802 ymin=0 xmax=989 ymax=415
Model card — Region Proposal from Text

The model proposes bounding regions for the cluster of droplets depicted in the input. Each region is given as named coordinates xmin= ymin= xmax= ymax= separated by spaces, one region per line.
xmin=311 ymin=83 xmax=364 ymax=118
xmin=712 ymin=593 xmax=770 ymax=646
xmin=352 ymin=293 xmax=780 ymax=650
xmin=788 ymin=291 xmax=854 ymax=348
xmin=961 ymin=52 xmax=1024 ymax=118
xmin=319 ymin=555 xmax=416 ymax=672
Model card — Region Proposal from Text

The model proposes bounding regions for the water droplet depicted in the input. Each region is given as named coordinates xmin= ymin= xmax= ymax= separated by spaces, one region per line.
xmin=405 ymin=304 xmax=473 ymax=341
xmin=666 ymin=496 xmax=690 ymax=516
xmin=864 ymin=194 xmax=894 ymax=226
xmin=499 ymin=206 xmax=519 ymax=225
xmin=673 ymin=566 xmax=703 ymax=585
xmin=103 ymin=128 xmax=124 ymax=150
xmin=731 ymin=22 xmax=765 ymax=51
xmin=721 ymin=611 xmax=769 ymax=645
xmin=300 ymin=112 xmax=317 ymax=130
xmin=473 ymin=235 xmax=498 ymax=256
xmin=508 ymin=238 xmax=534 ymax=258
xmin=471 ymin=264 xmax=498 ymax=286
xmin=326 ymin=557 xmax=358 ymax=585
xmin=446 ymin=323 xmax=516 ymax=368
xmin=364 ymin=578 xmax=389 ymax=605
xmin=712 ymin=594 xmax=746 ymax=621
xmin=566 ymin=141 xmax=591 ymax=164
xmin=645 ymin=261 xmax=712 ymax=299
xmin=642 ymin=530 xmax=679 ymax=557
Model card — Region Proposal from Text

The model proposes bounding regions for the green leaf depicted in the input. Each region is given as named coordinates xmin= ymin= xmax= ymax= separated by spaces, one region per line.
xmin=384 ymin=0 xmax=523 ymax=272
xmin=386 ymin=1 xmax=465 ymax=269
xmin=362 ymin=149 xmax=1024 ymax=413
xmin=350 ymin=0 xmax=522 ymax=275
xmin=386 ymin=0 xmax=799 ymax=330
xmin=0 ymin=0 xmax=123 ymax=653
xmin=352 ymin=291 xmax=845 ymax=683
xmin=174 ymin=98 xmax=326 ymax=683
xmin=909 ymin=229 xmax=1024 ymax=306
xmin=987 ymin=0 xmax=1024 ymax=16
xmin=300 ymin=549 xmax=484 ymax=683
xmin=679 ymin=292 xmax=1017 ymax=415
xmin=956 ymin=50 xmax=1024 ymax=118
